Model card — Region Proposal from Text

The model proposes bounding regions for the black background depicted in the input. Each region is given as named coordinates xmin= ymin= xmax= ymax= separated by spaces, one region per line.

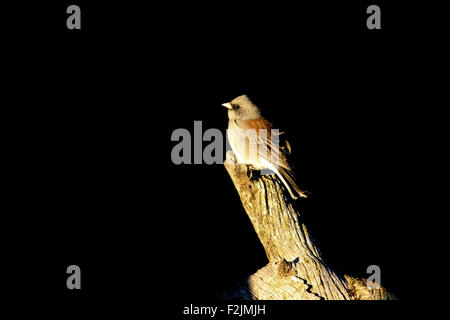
xmin=5 ymin=0 xmax=428 ymax=316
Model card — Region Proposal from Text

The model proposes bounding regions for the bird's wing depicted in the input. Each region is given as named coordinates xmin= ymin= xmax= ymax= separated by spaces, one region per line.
xmin=236 ymin=118 xmax=292 ymax=171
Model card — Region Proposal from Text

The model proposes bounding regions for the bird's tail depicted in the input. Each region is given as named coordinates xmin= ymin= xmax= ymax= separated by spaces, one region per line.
xmin=275 ymin=167 xmax=308 ymax=200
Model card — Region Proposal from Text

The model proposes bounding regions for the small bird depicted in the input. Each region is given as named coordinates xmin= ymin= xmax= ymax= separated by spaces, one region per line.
xmin=222 ymin=95 xmax=307 ymax=199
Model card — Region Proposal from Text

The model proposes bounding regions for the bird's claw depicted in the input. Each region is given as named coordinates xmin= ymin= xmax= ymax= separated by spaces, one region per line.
xmin=247 ymin=167 xmax=261 ymax=181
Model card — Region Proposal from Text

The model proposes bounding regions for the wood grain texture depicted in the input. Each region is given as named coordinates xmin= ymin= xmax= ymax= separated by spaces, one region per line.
xmin=223 ymin=151 xmax=395 ymax=300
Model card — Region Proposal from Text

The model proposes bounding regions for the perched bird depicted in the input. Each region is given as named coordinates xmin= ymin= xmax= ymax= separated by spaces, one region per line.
xmin=222 ymin=95 xmax=307 ymax=199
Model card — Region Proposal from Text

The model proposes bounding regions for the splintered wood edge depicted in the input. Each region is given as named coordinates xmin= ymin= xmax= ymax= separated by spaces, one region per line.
xmin=222 ymin=151 xmax=394 ymax=300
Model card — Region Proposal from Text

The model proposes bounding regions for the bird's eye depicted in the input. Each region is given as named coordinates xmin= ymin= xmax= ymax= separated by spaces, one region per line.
xmin=233 ymin=104 xmax=240 ymax=110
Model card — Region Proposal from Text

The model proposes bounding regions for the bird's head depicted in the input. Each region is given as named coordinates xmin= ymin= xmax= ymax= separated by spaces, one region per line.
xmin=222 ymin=95 xmax=261 ymax=121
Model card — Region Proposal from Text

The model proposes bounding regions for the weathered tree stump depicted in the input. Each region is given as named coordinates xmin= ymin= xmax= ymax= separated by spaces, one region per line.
xmin=223 ymin=151 xmax=395 ymax=300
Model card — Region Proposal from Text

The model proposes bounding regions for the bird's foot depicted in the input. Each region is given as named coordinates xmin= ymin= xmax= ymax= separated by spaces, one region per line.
xmin=247 ymin=167 xmax=261 ymax=181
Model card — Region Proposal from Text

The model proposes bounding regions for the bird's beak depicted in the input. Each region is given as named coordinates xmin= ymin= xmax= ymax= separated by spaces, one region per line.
xmin=222 ymin=102 xmax=232 ymax=109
